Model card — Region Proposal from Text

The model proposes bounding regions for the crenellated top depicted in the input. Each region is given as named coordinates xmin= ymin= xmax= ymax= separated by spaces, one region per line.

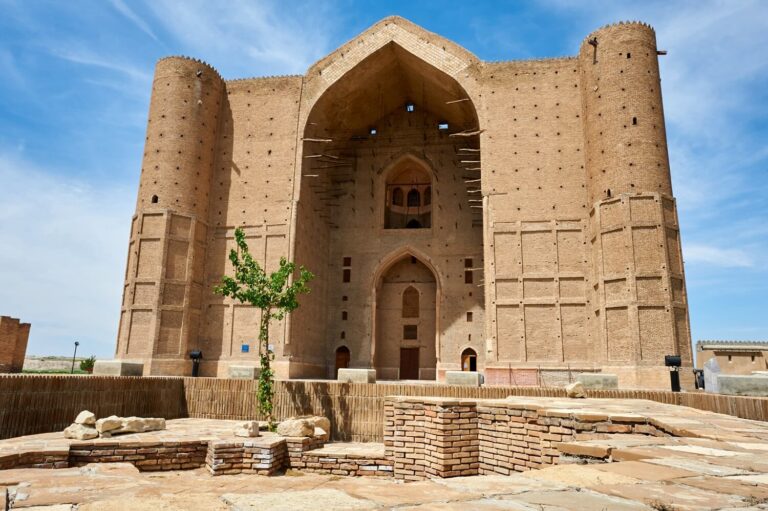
xmin=226 ymin=74 xmax=302 ymax=83
xmin=156 ymin=55 xmax=223 ymax=80
xmin=582 ymin=20 xmax=656 ymax=47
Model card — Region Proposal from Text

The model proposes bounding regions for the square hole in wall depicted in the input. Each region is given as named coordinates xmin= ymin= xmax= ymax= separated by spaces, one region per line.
xmin=466 ymin=312 xmax=473 ymax=322
xmin=343 ymin=257 xmax=351 ymax=267
xmin=403 ymin=324 xmax=418 ymax=340
xmin=343 ymin=269 xmax=351 ymax=283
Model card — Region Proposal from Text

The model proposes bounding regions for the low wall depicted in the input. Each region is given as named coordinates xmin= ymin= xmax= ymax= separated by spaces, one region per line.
xmin=383 ymin=396 xmax=670 ymax=480
xmin=0 ymin=374 xmax=186 ymax=440
xmin=1 ymin=375 xmax=767 ymax=442
xmin=184 ymin=379 xmax=768 ymax=442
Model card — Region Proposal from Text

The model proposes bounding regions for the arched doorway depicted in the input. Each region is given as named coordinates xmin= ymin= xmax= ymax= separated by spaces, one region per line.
xmin=335 ymin=346 xmax=350 ymax=377
xmin=461 ymin=348 xmax=478 ymax=372
xmin=374 ymin=254 xmax=437 ymax=380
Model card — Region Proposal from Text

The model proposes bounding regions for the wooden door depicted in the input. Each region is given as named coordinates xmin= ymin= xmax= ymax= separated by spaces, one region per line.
xmin=399 ymin=347 xmax=420 ymax=380
xmin=335 ymin=347 xmax=350 ymax=377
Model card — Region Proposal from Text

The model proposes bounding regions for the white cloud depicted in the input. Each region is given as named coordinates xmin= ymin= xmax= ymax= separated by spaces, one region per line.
xmin=109 ymin=0 xmax=159 ymax=41
xmin=0 ymin=151 xmax=134 ymax=357
xmin=143 ymin=0 xmax=337 ymax=77
xmin=684 ymin=243 xmax=754 ymax=268
xmin=50 ymin=47 xmax=152 ymax=84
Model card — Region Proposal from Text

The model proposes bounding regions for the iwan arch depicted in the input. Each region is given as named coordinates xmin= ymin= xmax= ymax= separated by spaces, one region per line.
xmin=115 ymin=17 xmax=692 ymax=389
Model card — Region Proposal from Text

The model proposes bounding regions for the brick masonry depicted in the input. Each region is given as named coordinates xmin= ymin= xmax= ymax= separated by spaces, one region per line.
xmin=114 ymin=16 xmax=693 ymax=389
xmin=206 ymin=439 xmax=286 ymax=476
xmin=70 ymin=441 xmax=207 ymax=472
xmin=0 ymin=317 xmax=30 ymax=374
xmin=385 ymin=396 xmax=667 ymax=480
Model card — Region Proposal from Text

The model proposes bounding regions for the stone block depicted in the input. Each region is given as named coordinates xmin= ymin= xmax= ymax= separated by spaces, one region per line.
xmin=277 ymin=419 xmax=313 ymax=437
xmin=717 ymin=374 xmax=768 ymax=397
xmin=337 ymin=368 xmax=376 ymax=383
xmin=64 ymin=423 xmax=98 ymax=440
xmin=235 ymin=421 xmax=260 ymax=438
xmin=228 ymin=365 xmax=260 ymax=379
xmin=445 ymin=371 xmax=482 ymax=387
xmin=576 ymin=373 xmax=618 ymax=390
xmin=75 ymin=410 xmax=96 ymax=425
xmin=565 ymin=381 xmax=586 ymax=398
xmin=93 ymin=360 xmax=144 ymax=376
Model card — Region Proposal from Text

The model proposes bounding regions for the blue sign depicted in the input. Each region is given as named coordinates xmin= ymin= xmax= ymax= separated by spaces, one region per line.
xmin=241 ymin=344 xmax=249 ymax=353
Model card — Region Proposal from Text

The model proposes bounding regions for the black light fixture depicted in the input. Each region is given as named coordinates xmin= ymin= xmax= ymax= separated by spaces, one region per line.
xmin=665 ymin=355 xmax=682 ymax=392
xmin=190 ymin=350 xmax=203 ymax=377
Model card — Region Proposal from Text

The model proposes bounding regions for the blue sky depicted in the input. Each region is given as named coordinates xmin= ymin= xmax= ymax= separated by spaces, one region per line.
xmin=0 ymin=0 xmax=766 ymax=358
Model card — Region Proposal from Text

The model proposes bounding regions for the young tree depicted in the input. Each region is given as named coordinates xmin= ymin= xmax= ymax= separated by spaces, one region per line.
xmin=214 ymin=227 xmax=313 ymax=429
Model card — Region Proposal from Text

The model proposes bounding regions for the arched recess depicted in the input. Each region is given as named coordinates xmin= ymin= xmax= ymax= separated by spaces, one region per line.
xmin=402 ymin=286 xmax=420 ymax=318
xmin=288 ymin=26 xmax=481 ymax=379
xmin=371 ymin=247 xmax=441 ymax=380
xmin=384 ymin=156 xmax=433 ymax=229
xmin=335 ymin=346 xmax=350 ymax=377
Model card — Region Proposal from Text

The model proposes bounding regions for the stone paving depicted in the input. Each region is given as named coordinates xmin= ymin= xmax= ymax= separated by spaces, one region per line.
xmin=1 ymin=397 xmax=768 ymax=509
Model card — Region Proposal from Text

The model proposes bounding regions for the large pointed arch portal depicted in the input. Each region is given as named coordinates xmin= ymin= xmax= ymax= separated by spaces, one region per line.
xmin=288 ymin=24 xmax=483 ymax=380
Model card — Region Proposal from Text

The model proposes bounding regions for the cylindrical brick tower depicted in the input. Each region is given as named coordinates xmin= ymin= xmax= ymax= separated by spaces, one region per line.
xmin=116 ymin=57 xmax=225 ymax=375
xmin=579 ymin=23 xmax=692 ymax=388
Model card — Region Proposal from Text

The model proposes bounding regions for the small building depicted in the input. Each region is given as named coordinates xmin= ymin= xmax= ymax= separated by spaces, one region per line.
xmin=0 ymin=316 xmax=31 ymax=373
xmin=696 ymin=340 xmax=768 ymax=375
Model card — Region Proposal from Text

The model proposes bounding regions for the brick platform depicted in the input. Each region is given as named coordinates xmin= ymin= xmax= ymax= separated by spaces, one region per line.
xmin=293 ymin=442 xmax=393 ymax=477
xmin=384 ymin=395 xmax=763 ymax=480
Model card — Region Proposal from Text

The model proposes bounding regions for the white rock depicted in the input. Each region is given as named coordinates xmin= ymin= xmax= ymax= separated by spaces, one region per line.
xmin=301 ymin=416 xmax=331 ymax=435
xmin=95 ymin=416 xmax=122 ymax=433
xmin=566 ymin=381 xmax=587 ymax=398
xmin=112 ymin=417 xmax=166 ymax=435
xmin=75 ymin=410 xmax=96 ymax=425
xmin=234 ymin=421 xmax=260 ymax=438
xmin=64 ymin=423 xmax=98 ymax=440
xmin=276 ymin=418 xmax=313 ymax=437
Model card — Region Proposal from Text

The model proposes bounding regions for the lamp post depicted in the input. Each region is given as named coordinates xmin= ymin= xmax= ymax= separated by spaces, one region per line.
xmin=71 ymin=341 xmax=80 ymax=374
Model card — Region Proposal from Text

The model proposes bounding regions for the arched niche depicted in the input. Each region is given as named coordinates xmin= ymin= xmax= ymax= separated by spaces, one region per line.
xmin=373 ymin=252 xmax=437 ymax=380
xmin=385 ymin=161 xmax=432 ymax=229
xmin=335 ymin=345 xmax=350 ymax=377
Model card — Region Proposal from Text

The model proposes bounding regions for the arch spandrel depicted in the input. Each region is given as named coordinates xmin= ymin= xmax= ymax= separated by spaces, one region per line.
xmin=299 ymin=16 xmax=482 ymax=131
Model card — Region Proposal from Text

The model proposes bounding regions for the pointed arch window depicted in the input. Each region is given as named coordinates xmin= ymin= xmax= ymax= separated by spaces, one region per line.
xmin=392 ymin=187 xmax=403 ymax=206
xmin=407 ymin=189 xmax=420 ymax=207
xmin=402 ymin=286 xmax=419 ymax=318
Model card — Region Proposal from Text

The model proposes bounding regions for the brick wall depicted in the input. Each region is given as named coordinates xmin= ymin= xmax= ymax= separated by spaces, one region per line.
xmin=384 ymin=398 xmax=478 ymax=480
xmin=385 ymin=396 xmax=668 ymax=480
xmin=0 ymin=317 xmax=30 ymax=373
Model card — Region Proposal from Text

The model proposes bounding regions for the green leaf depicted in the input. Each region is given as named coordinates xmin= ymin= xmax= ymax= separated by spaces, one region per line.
xmin=212 ymin=227 xmax=314 ymax=426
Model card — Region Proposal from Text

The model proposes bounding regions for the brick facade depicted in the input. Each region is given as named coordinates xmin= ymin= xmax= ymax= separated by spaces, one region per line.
xmin=115 ymin=17 xmax=692 ymax=389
